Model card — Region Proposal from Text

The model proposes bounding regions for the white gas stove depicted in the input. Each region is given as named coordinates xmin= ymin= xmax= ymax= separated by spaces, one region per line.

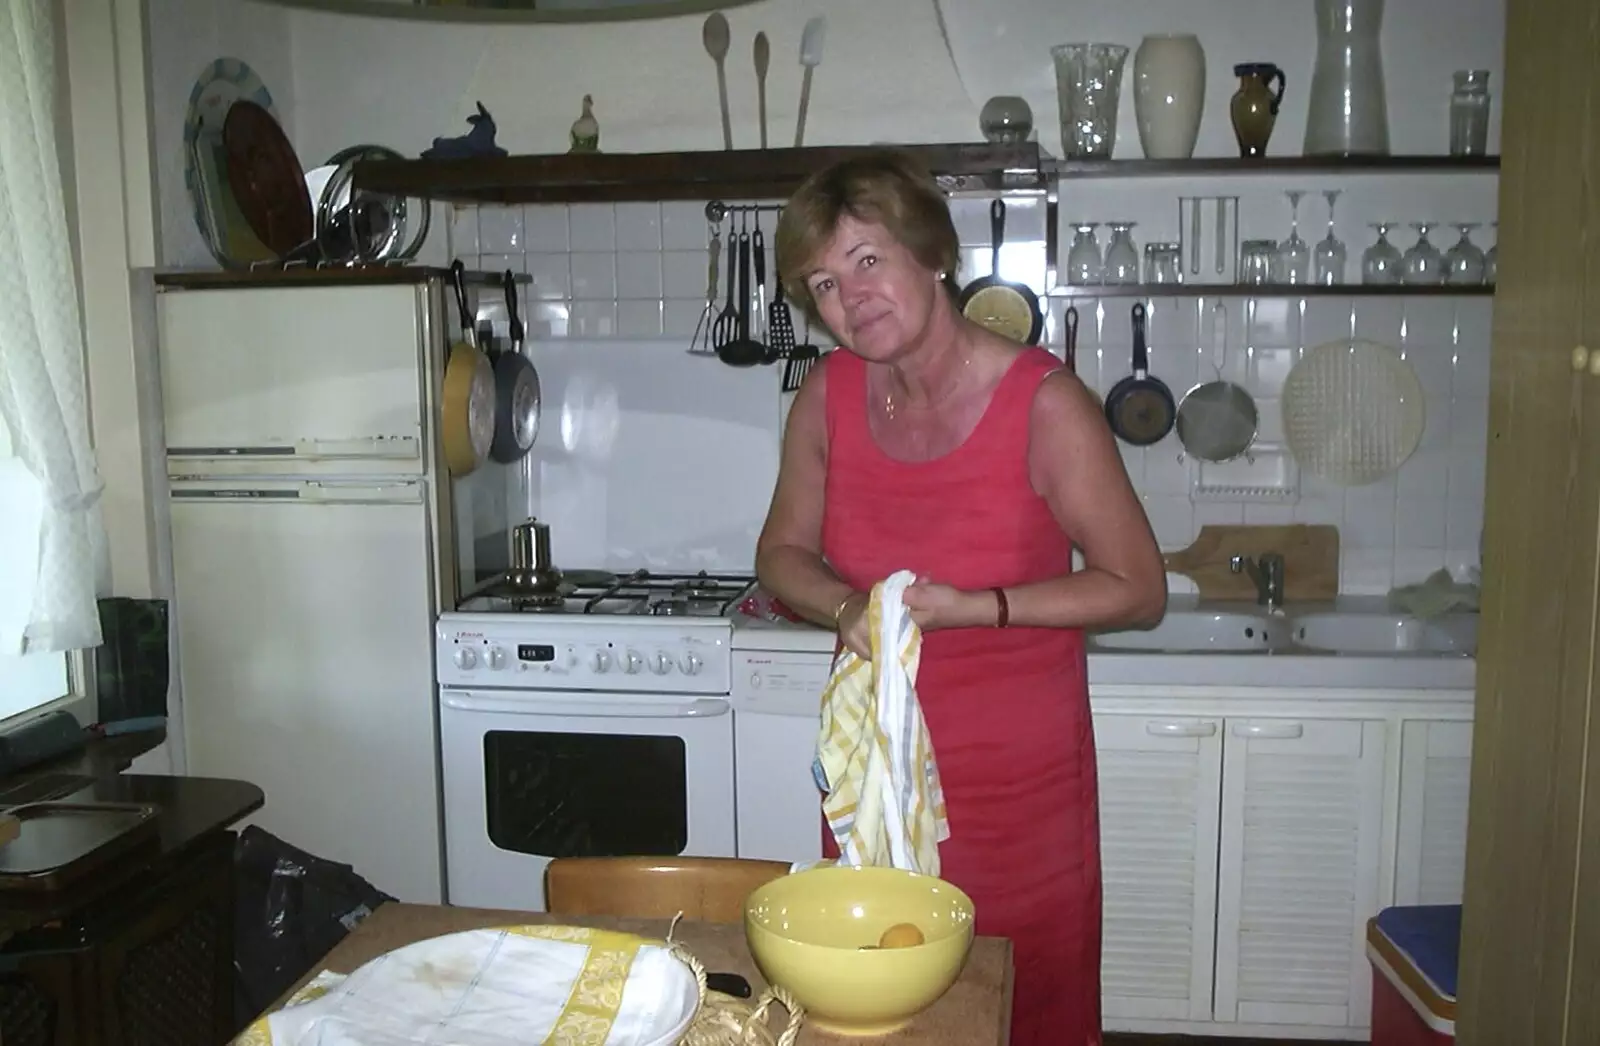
xmin=435 ymin=519 xmax=759 ymax=910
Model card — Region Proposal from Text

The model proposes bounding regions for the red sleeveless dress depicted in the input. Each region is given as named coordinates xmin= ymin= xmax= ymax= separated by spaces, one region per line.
xmin=818 ymin=346 xmax=1102 ymax=1046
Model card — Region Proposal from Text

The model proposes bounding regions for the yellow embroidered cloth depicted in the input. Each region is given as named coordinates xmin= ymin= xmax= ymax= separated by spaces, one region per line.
xmin=814 ymin=569 xmax=950 ymax=874
xmin=231 ymin=924 xmax=700 ymax=1046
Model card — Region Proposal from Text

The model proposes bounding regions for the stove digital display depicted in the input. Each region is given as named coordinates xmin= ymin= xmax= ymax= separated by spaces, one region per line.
xmin=517 ymin=644 xmax=557 ymax=663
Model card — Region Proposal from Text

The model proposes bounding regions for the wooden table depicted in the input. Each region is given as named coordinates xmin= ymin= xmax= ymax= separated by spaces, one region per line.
xmin=275 ymin=902 xmax=1015 ymax=1045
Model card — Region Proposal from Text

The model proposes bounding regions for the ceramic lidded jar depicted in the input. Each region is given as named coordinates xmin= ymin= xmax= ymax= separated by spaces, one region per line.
xmin=1132 ymin=33 xmax=1207 ymax=160
xmin=1230 ymin=63 xmax=1287 ymax=157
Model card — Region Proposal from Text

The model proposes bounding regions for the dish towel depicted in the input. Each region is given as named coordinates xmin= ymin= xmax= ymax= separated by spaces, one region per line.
xmin=813 ymin=569 xmax=950 ymax=875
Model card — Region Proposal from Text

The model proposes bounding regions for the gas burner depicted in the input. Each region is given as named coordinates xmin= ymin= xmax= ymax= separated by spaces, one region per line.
xmin=457 ymin=566 xmax=757 ymax=617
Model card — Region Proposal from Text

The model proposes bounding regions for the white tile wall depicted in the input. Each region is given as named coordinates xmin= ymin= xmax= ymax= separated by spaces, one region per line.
xmin=453 ymin=189 xmax=1492 ymax=595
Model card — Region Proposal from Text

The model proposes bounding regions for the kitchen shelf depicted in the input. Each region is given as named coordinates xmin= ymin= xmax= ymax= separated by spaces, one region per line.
xmin=1044 ymin=155 xmax=1501 ymax=178
xmin=1045 ymin=283 xmax=1496 ymax=298
xmin=352 ymin=142 xmax=1048 ymax=205
xmin=353 ymin=144 xmax=1499 ymax=206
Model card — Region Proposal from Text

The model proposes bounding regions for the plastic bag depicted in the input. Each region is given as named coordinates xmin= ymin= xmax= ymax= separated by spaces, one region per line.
xmin=233 ymin=825 xmax=394 ymax=1028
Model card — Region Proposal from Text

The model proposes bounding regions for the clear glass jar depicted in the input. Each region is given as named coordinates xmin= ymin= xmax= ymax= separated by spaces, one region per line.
xmin=1449 ymin=70 xmax=1491 ymax=157
xmin=1066 ymin=223 xmax=1104 ymax=285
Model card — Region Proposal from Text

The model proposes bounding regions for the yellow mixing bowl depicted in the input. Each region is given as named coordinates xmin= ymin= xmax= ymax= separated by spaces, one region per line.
xmin=743 ymin=864 xmax=976 ymax=1036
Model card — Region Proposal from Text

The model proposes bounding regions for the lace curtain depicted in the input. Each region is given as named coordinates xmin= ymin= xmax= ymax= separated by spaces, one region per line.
xmin=0 ymin=0 xmax=107 ymax=655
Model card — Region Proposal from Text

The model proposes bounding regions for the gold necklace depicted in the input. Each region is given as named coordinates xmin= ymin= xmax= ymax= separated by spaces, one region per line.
xmin=882 ymin=356 xmax=972 ymax=420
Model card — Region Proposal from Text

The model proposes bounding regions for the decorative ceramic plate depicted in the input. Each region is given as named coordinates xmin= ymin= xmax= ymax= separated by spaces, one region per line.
xmin=183 ymin=57 xmax=278 ymax=267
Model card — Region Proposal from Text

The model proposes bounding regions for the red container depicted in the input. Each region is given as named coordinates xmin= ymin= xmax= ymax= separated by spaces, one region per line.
xmin=1366 ymin=905 xmax=1458 ymax=1046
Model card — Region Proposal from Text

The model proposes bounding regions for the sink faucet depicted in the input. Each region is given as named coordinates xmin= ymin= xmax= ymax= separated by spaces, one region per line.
xmin=1231 ymin=552 xmax=1286 ymax=610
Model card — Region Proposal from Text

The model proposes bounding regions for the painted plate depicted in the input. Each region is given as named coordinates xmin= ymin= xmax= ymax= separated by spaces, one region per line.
xmin=183 ymin=57 xmax=279 ymax=267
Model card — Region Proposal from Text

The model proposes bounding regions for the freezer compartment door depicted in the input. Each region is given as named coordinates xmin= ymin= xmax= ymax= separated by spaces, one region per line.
xmin=168 ymin=478 xmax=444 ymax=903
xmin=158 ymin=284 xmax=429 ymax=468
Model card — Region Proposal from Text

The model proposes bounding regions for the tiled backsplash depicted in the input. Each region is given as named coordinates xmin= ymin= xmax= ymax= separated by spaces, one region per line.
xmin=451 ymin=195 xmax=1489 ymax=595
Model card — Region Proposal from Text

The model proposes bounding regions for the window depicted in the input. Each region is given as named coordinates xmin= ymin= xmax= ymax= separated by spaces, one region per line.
xmin=0 ymin=425 xmax=71 ymax=720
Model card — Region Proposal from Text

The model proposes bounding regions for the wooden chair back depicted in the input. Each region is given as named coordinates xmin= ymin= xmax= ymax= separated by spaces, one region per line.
xmin=544 ymin=856 xmax=792 ymax=924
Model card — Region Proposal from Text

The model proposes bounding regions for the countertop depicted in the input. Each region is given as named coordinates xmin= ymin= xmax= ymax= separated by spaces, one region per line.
xmin=730 ymin=595 xmax=1477 ymax=692
xmin=264 ymin=903 xmax=1014 ymax=1045
xmin=0 ymin=768 xmax=263 ymax=941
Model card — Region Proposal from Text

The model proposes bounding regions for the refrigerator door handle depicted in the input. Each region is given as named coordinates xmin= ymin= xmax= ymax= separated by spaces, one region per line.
xmin=166 ymin=436 xmax=421 ymax=460
xmin=168 ymin=480 xmax=427 ymax=505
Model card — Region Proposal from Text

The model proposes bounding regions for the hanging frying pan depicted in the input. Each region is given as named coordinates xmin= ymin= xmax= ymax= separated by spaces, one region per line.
xmin=1104 ymin=302 xmax=1176 ymax=446
xmin=487 ymin=270 xmax=542 ymax=463
xmin=442 ymin=261 xmax=498 ymax=477
xmin=1063 ymin=305 xmax=1103 ymax=410
xmin=959 ymin=199 xmax=1043 ymax=345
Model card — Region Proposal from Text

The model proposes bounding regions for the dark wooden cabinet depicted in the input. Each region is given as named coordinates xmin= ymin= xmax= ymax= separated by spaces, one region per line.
xmin=0 ymin=829 xmax=236 ymax=1046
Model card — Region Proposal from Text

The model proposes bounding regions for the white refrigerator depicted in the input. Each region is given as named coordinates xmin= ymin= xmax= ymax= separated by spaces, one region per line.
xmin=154 ymin=273 xmax=494 ymax=904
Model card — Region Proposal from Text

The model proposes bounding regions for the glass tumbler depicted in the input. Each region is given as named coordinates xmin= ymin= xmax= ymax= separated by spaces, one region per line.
xmin=1239 ymin=239 xmax=1277 ymax=285
xmin=1449 ymin=70 xmax=1491 ymax=157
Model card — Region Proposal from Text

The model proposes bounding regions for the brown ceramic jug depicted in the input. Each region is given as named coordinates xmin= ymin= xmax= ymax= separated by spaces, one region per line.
xmin=1231 ymin=62 xmax=1287 ymax=158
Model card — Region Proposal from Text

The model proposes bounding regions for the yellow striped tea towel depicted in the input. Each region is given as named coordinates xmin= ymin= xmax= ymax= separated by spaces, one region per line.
xmin=813 ymin=569 xmax=950 ymax=875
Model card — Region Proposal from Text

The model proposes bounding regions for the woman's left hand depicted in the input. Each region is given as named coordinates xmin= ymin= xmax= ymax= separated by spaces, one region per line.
xmin=901 ymin=581 xmax=991 ymax=631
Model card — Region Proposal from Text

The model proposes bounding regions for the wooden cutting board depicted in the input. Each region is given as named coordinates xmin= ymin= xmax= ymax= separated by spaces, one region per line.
xmin=1164 ymin=524 xmax=1341 ymax=602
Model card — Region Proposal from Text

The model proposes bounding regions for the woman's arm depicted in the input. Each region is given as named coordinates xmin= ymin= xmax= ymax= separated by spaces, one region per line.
xmin=754 ymin=363 xmax=867 ymax=647
xmin=904 ymin=368 xmax=1166 ymax=631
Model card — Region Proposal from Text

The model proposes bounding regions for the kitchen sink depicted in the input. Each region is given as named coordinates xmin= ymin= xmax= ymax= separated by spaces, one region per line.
xmin=1287 ymin=612 xmax=1477 ymax=656
xmin=1091 ymin=610 xmax=1284 ymax=653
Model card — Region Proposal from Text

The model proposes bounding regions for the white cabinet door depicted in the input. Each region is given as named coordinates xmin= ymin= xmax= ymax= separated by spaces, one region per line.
xmin=1395 ymin=719 xmax=1474 ymax=906
xmin=1214 ymin=717 xmax=1386 ymax=1029
xmin=1094 ymin=714 xmax=1223 ymax=1023
xmin=170 ymin=479 xmax=443 ymax=904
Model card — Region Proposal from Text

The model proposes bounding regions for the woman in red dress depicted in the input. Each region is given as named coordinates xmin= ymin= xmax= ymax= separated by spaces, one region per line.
xmin=755 ymin=152 xmax=1165 ymax=1046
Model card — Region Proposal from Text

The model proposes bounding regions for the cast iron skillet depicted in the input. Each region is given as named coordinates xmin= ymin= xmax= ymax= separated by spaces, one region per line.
xmin=958 ymin=199 xmax=1043 ymax=345
xmin=1104 ymin=302 xmax=1176 ymax=446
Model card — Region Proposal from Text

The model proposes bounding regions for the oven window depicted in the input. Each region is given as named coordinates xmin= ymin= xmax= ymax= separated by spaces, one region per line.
xmin=483 ymin=731 xmax=689 ymax=857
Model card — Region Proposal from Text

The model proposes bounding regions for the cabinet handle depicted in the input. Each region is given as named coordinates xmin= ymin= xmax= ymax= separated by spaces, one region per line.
xmin=1232 ymin=721 xmax=1304 ymax=739
xmin=1145 ymin=720 xmax=1218 ymax=738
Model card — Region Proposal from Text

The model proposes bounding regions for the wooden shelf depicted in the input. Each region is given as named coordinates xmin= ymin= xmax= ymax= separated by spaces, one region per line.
xmin=1045 ymin=155 xmax=1501 ymax=178
xmin=352 ymin=143 xmax=1499 ymax=206
xmin=352 ymin=142 xmax=1048 ymax=205
xmin=1046 ymin=282 xmax=1496 ymax=298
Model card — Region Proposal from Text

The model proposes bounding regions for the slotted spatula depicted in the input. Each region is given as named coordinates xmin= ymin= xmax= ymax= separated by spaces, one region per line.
xmin=782 ymin=316 xmax=822 ymax=392
xmin=767 ymin=256 xmax=796 ymax=364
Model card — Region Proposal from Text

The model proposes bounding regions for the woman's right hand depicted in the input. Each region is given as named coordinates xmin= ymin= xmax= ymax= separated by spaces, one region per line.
xmin=836 ymin=592 xmax=872 ymax=660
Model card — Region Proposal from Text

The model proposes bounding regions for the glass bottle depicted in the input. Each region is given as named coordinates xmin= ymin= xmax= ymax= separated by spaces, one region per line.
xmin=1449 ymin=71 xmax=1491 ymax=157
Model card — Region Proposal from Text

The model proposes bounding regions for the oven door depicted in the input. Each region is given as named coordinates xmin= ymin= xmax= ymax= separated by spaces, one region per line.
xmin=439 ymin=687 xmax=736 ymax=911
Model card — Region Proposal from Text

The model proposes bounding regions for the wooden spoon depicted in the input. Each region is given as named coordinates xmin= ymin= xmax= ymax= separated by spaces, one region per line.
xmin=754 ymin=31 xmax=771 ymax=149
xmin=702 ymin=13 xmax=733 ymax=150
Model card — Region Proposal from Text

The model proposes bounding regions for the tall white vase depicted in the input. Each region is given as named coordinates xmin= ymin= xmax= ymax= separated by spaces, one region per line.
xmin=1133 ymin=34 xmax=1207 ymax=160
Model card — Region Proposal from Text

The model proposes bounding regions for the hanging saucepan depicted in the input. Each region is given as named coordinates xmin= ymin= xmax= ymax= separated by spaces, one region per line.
xmin=442 ymin=261 xmax=498 ymax=477
xmin=1176 ymin=302 xmax=1259 ymax=462
xmin=958 ymin=199 xmax=1043 ymax=345
xmin=487 ymin=270 xmax=542 ymax=463
xmin=1104 ymin=302 xmax=1176 ymax=446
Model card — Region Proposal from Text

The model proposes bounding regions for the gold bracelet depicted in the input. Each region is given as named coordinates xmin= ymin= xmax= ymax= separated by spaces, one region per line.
xmin=832 ymin=593 xmax=856 ymax=625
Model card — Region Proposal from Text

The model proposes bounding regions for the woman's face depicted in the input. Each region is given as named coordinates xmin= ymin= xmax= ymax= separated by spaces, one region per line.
xmin=802 ymin=214 xmax=943 ymax=362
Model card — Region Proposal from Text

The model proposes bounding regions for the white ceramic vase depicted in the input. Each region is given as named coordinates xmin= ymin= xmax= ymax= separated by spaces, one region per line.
xmin=1133 ymin=34 xmax=1207 ymax=160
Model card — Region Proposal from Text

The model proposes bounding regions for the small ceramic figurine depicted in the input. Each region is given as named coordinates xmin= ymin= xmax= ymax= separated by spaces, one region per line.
xmin=422 ymin=101 xmax=507 ymax=159
xmin=569 ymin=95 xmax=600 ymax=153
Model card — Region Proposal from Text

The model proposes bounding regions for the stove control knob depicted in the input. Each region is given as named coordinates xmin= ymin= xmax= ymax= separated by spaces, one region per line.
xmin=623 ymin=649 xmax=645 ymax=674
xmin=650 ymin=651 xmax=674 ymax=675
xmin=680 ymin=651 xmax=704 ymax=676
xmin=485 ymin=647 xmax=507 ymax=671
xmin=591 ymin=649 xmax=612 ymax=673
xmin=453 ymin=647 xmax=479 ymax=670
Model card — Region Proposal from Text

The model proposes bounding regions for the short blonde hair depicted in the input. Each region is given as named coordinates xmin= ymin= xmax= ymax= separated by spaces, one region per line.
xmin=775 ymin=150 xmax=959 ymax=321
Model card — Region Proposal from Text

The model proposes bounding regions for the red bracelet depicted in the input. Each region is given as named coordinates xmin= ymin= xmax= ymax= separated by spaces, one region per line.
xmin=993 ymin=587 xmax=1009 ymax=628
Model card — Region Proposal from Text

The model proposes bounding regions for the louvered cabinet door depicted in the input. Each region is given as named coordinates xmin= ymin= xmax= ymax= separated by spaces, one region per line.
xmin=1394 ymin=720 xmax=1474 ymax=906
xmin=1093 ymin=714 xmax=1223 ymax=1023
xmin=1212 ymin=718 xmax=1387 ymax=1030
